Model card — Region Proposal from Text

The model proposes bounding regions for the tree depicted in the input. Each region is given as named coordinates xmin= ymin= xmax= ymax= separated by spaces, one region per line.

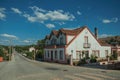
xmin=35 ymin=39 xmax=45 ymax=59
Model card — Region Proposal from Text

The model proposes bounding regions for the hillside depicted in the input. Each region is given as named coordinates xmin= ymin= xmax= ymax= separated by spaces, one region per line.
xmin=99 ymin=36 xmax=120 ymax=46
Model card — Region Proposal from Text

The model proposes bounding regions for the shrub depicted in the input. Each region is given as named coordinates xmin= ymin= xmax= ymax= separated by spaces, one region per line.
xmin=73 ymin=61 xmax=79 ymax=66
xmin=90 ymin=58 xmax=96 ymax=63
xmin=25 ymin=52 xmax=34 ymax=59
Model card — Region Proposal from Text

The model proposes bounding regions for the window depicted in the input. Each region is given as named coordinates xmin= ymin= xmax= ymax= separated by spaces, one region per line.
xmin=55 ymin=50 xmax=57 ymax=59
xmin=119 ymin=51 xmax=120 ymax=56
xmin=60 ymin=50 xmax=63 ymax=60
xmin=51 ymin=38 xmax=57 ymax=45
xmin=105 ymin=50 xmax=108 ymax=57
xmin=92 ymin=50 xmax=100 ymax=57
xmin=84 ymin=36 xmax=88 ymax=43
xmin=76 ymin=51 xmax=81 ymax=60
xmin=48 ymin=51 xmax=49 ymax=58
xmin=60 ymin=37 xmax=64 ymax=44
xmin=85 ymin=51 xmax=89 ymax=59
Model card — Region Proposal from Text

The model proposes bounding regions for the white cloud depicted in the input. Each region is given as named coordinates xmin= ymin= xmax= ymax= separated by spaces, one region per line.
xmin=30 ymin=6 xmax=46 ymax=12
xmin=102 ymin=18 xmax=118 ymax=24
xmin=77 ymin=11 xmax=82 ymax=15
xmin=0 ymin=8 xmax=6 ymax=20
xmin=23 ymin=40 xmax=31 ymax=43
xmin=99 ymin=34 xmax=113 ymax=38
xmin=58 ymin=22 xmax=65 ymax=25
xmin=0 ymin=33 xmax=18 ymax=39
xmin=46 ymin=23 xmax=55 ymax=28
xmin=23 ymin=6 xmax=75 ymax=23
xmin=11 ymin=8 xmax=22 ymax=14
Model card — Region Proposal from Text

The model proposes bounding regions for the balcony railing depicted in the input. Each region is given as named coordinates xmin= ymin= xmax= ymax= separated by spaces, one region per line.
xmin=83 ymin=43 xmax=91 ymax=48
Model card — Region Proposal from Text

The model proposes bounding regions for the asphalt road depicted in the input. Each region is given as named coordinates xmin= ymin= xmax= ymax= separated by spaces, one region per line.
xmin=0 ymin=51 xmax=120 ymax=80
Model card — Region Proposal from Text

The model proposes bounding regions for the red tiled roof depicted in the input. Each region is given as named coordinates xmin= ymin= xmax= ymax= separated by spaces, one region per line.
xmin=98 ymin=39 xmax=110 ymax=46
xmin=45 ymin=26 xmax=86 ymax=40
xmin=60 ymin=26 xmax=86 ymax=35
xmin=52 ymin=30 xmax=59 ymax=36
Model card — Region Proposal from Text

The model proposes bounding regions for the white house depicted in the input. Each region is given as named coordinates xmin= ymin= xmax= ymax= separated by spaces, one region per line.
xmin=44 ymin=26 xmax=111 ymax=63
xmin=29 ymin=47 xmax=35 ymax=52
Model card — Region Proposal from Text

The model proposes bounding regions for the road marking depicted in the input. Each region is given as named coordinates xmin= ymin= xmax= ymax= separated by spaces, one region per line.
xmin=74 ymin=73 xmax=102 ymax=80
xmin=65 ymin=75 xmax=86 ymax=80
xmin=82 ymin=72 xmax=117 ymax=80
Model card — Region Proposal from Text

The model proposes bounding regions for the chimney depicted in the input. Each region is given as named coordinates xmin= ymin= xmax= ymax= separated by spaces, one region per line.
xmin=94 ymin=27 xmax=98 ymax=39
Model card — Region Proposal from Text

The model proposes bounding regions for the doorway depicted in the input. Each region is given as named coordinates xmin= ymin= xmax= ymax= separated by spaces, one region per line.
xmin=51 ymin=51 xmax=53 ymax=60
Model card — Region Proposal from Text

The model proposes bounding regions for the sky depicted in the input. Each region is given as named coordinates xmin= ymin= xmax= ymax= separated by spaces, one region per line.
xmin=0 ymin=0 xmax=120 ymax=45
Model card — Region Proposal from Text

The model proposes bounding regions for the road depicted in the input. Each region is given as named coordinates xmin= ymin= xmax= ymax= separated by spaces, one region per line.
xmin=0 ymin=51 xmax=120 ymax=80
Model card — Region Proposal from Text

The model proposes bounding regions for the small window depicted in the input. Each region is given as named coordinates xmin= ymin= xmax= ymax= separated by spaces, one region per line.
xmin=51 ymin=38 xmax=57 ymax=45
xmin=92 ymin=50 xmax=100 ymax=57
xmin=76 ymin=51 xmax=81 ymax=60
xmin=60 ymin=37 xmax=64 ymax=44
xmin=105 ymin=50 xmax=108 ymax=57
xmin=55 ymin=50 xmax=57 ymax=59
xmin=84 ymin=36 xmax=88 ymax=43
xmin=48 ymin=51 xmax=49 ymax=58
xmin=60 ymin=50 xmax=63 ymax=60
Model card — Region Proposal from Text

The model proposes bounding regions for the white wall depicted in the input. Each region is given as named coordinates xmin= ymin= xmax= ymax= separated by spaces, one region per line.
xmin=67 ymin=35 xmax=74 ymax=44
xmin=66 ymin=28 xmax=111 ymax=59
xmin=44 ymin=48 xmax=65 ymax=61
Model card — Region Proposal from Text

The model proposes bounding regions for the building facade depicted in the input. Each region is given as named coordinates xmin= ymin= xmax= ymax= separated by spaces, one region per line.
xmin=44 ymin=26 xmax=111 ymax=63
xmin=111 ymin=45 xmax=120 ymax=61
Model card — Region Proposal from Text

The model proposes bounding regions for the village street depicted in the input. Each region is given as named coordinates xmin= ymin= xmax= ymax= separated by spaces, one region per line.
xmin=0 ymin=51 xmax=120 ymax=80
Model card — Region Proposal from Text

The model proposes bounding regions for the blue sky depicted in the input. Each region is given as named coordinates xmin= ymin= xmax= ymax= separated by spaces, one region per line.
xmin=0 ymin=0 xmax=120 ymax=45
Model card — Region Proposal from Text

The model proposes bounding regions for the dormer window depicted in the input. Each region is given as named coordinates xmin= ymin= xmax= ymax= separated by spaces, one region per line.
xmin=51 ymin=38 xmax=57 ymax=45
xmin=60 ymin=37 xmax=64 ymax=44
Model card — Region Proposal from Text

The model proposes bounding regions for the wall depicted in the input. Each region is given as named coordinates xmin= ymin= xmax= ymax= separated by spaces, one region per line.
xmin=66 ymin=28 xmax=111 ymax=59
xmin=44 ymin=48 xmax=65 ymax=61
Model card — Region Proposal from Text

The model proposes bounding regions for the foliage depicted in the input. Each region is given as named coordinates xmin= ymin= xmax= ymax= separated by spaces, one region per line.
xmin=36 ymin=50 xmax=44 ymax=59
xmin=90 ymin=55 xmax=97 ymax=63
xmin=0 ymin=46 xmax=9 ymax=60
xmin=36 ymin=39 xmax=45 ymax=59
xmin=99 ymin=35 xmax=120 ymax=45
xmin=25 ymin=51 xmax=34 ymax=59
xmin=73 ymin=61 xmax=80 ymax=66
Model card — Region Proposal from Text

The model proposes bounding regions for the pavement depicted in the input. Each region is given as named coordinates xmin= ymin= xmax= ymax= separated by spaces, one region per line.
xmin=0 ymin=51 xmax=120 ymax=80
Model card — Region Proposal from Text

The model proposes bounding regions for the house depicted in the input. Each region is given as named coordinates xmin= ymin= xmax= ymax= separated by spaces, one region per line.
xmin=111 ymin=45 xmax=120 ymax=61
xmin=44 ymin=26 xmax=111 ymax=63
xmin=29 ymin=47 xmax=35 ymax=52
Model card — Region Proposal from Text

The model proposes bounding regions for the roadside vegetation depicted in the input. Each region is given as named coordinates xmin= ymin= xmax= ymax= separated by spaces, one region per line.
xmin=0 ymin=45 xmax=9 ymax=61
xmin=15 ymin=39 xmax=45 ymax=60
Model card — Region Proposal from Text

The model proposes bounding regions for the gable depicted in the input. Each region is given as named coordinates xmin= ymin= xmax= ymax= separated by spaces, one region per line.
xmin=66 ymin=27 xmax=102 ymax=48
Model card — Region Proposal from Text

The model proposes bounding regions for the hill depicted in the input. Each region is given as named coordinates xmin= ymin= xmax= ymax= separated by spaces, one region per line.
xmin=99 ymin=36 xmax=120 ymax=46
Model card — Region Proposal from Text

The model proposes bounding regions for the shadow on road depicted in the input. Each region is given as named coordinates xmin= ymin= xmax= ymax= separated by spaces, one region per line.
xmin=45 ymin=67 xmax=60 ymax=70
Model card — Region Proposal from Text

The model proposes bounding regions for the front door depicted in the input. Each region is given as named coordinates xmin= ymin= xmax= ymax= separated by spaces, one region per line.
xmin=85 ymin=51 xmax=89 ymax=59
xmin=51 ymin=51 xmax=53 ymax=60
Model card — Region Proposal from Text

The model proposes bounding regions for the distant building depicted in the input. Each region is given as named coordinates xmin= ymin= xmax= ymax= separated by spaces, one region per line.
xmin=44 ymin=26 xmax=111 ymax=63
xmin=29 ymin=47 xmax=35 ymax=52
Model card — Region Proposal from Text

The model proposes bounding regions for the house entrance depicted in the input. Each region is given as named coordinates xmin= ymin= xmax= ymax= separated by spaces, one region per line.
xmin=85 ymin=51 xmax=89 ymax=59
xmin=51 ymin=51 xmax=53 ymax=60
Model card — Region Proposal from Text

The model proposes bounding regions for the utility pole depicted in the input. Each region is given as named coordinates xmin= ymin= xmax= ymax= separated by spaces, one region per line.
xmin=8 ymin=39 xmax=12 ymax=61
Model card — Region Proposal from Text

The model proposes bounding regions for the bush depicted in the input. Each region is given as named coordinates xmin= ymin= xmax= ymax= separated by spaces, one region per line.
xmin=25 ymin=52 xmax=34 ymax=59
xmin=90 ymin=58 xmax=96 ymax=63
xmin=73 ymin=61 xmax=79 ymax=66
xmin=36 ymin=50 xmax=44 ymax=59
